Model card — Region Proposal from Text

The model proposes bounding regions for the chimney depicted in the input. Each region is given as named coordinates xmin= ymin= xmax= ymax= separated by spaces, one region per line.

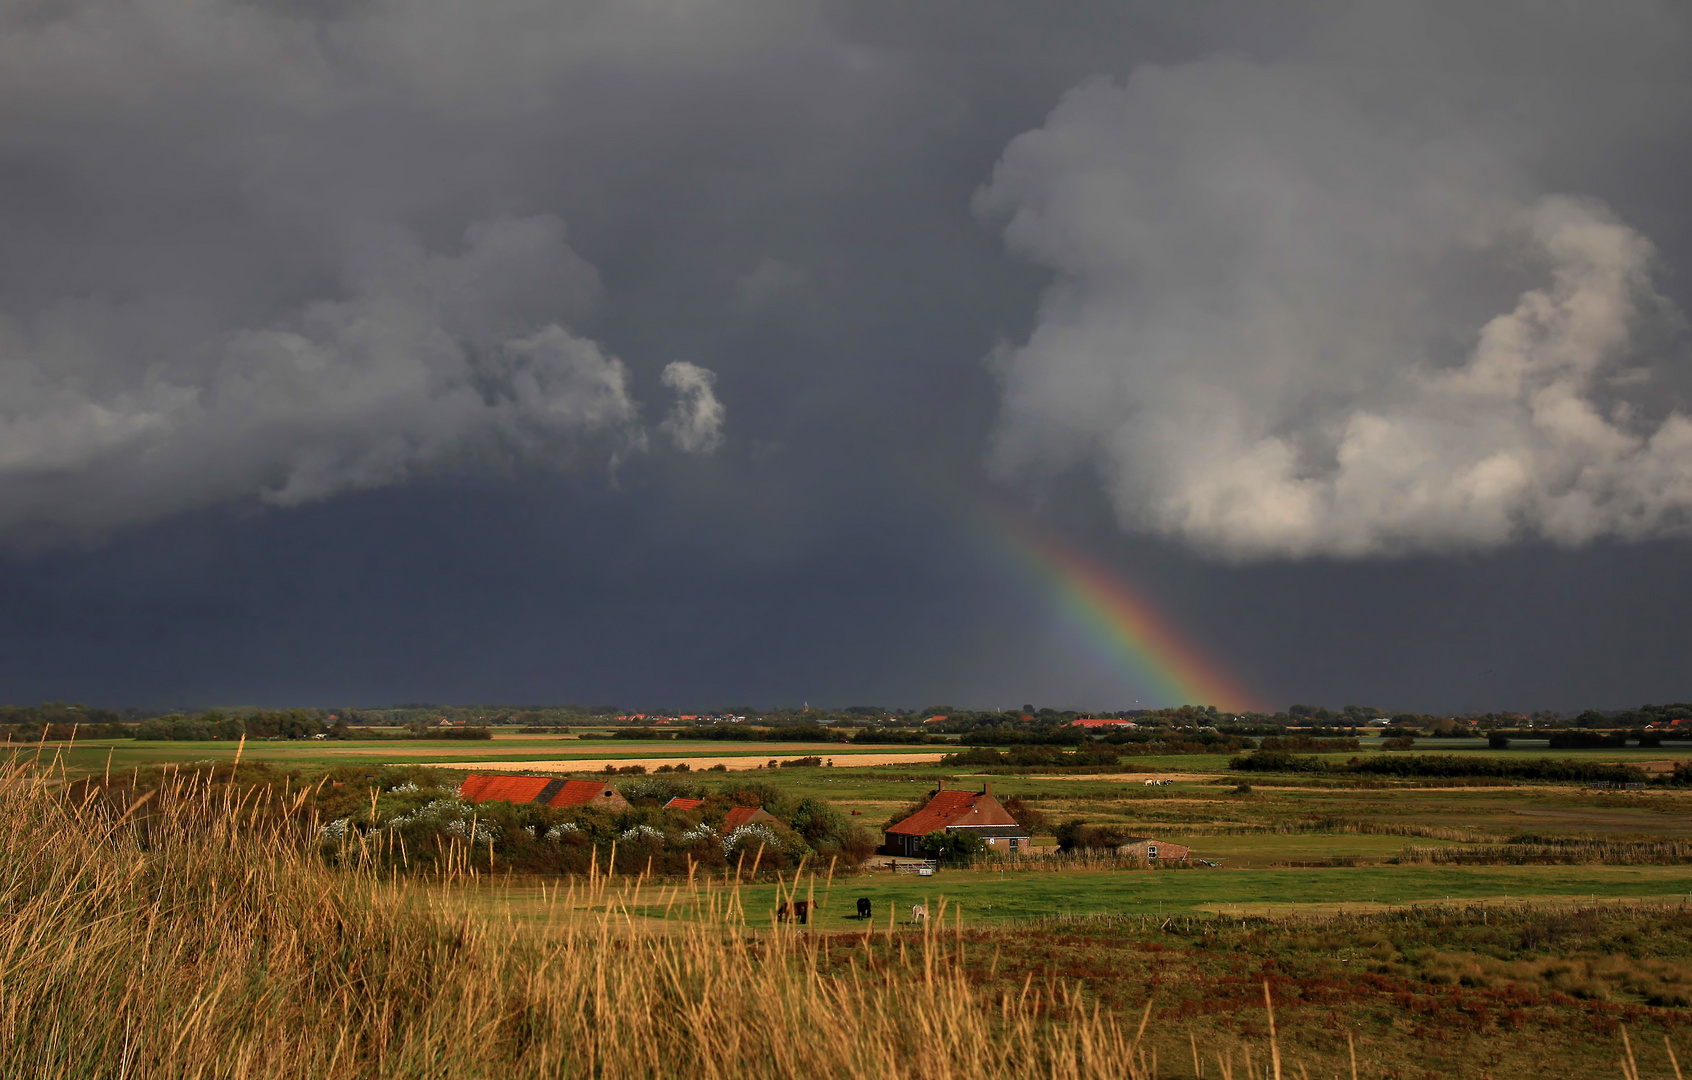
xmin=937 ymin=778 xmax=945 ymax=791
xmin=983 ymin=781 xmax=992 ymax=797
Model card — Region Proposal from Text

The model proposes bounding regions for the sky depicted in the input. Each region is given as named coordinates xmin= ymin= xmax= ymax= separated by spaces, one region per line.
xmin=3 ymin=0 xmax=1691 ymax=714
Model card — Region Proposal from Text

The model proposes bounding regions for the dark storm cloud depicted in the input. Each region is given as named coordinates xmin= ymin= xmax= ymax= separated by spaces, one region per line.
xmin=2 ymin=1 xmax=1691 ymax=709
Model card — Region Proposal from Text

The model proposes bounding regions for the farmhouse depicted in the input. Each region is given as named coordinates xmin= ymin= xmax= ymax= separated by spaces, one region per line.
xmin=664 ymin=796 xmax=705 ymax=811
xmin=1070 ymin=717 xmax=1135 ymax=730
xmin=883 ymin=781 xmax=1031 ymax=857
xmin=459 ymin=774 xmax=631 ymax=811
xmin=721 ymin=805 xmax=780 ymax=831
xmin=1113 ymin=837 xmax=1190 ymax=863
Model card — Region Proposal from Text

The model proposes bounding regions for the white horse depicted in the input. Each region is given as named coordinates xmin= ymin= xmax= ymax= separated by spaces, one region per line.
xmin=910 ymin=904 xmax=928 ymax=924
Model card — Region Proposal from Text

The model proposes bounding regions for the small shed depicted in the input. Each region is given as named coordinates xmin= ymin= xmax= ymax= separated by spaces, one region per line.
xmin=1114 ymin=837 xmax=1190 ymax=863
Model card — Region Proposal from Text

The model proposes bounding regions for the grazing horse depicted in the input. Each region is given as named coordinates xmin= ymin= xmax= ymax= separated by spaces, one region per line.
xmin=775 ymin=900 xmax=811 ymax=925
xmin=856 ymin=897 xmax=872 ymax=920
xmin=910 ymin=903 xmax=928 ymax=924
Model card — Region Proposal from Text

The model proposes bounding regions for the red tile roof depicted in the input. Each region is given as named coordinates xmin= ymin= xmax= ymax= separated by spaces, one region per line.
xmin=549 ymin=779 xmax=621 ymax=807
xmin=885 ymin=790 xmax=978 ymax=835
xmin=458 ymin=775 xmax=624 ymax=808
xmin=722 ymin=805 xmax=776 ymax=831
xmin=665 ymin=796 xmax=705 ymax=811
xmin=1071 ymin=717 xmax=1134 ymax=728
xmin=886 ymin=788 xmax=1023 ymax=836
xmin=459 ymin=775 xmax=552 ymax=804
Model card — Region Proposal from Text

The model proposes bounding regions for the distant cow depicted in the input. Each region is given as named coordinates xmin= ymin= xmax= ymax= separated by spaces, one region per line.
xmin=910 ymin=904 xmax=928 ymax=924
xmin=856 ymin=897 xmax=872 ymax=920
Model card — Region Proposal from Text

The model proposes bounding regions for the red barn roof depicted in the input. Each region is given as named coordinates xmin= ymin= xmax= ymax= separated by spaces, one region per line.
xmin=459 ymin=774 xmax=552 ymax=803
xmin=458 ymin=775 xmax=628 ymax=810
xmin=665 ymin=796 xmax=705 ymax=811
xmin=1071 ymin=717 xmax=1134 ymax=728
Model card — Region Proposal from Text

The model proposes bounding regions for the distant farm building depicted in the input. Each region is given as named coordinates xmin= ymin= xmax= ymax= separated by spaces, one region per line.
xmin=883 ymin=781 xmax=1031 ymax=857
xmin=664 ymin=796 xmax=706 ymax=811
xmin=1114 ymin=837 xmax=1190 ymax=863
xmin=1070 ymin=717 xmax=1135 ymax=730
xmin=722 ymin=805 xmax=780 ymax=831
xmin=459 ymin=775 xmax=630 ymax=811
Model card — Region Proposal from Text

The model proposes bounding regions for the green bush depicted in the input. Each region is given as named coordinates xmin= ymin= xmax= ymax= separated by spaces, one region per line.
xmin=917 ymin=830 xmax=987 ymax=864
xmin=133 ymin=715 xmax=245 ymax=741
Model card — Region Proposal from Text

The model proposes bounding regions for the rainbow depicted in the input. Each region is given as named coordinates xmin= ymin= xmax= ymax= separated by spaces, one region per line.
xmin=987 ymin=513 xmax=1265 ymax=714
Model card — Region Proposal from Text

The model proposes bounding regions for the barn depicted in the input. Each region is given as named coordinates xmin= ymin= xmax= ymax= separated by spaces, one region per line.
xmin=459 ymin=774 xmax=630 ymax=811
xmin=1113 ymin=837 xmax=1190 ymax=863
xmin=664 ymin=796 xmax=705 ymax=811
xmin=883 ymin=781 xmax=1032 ymax=857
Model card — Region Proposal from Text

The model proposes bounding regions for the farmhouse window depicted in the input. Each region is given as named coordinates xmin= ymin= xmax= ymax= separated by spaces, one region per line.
xmin=1147 ymin=845 xmax=1157 ymax=859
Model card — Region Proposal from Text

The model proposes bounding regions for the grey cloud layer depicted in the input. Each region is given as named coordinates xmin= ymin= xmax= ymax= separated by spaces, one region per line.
xmin=3 ymin=0 xmax=1689 ymax=566
xmin=0 ymin=0 xmax=740 ymax=542
xmin=980 ymin=57 xmax=1692 ymax=558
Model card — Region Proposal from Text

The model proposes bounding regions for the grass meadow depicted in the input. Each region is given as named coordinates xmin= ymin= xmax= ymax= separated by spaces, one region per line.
xmin=9 ymin=732 xmax=1692 ymax=1077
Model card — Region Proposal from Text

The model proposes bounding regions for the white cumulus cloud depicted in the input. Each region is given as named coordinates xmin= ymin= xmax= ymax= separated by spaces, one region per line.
xmin=660 ymin=361 xmax=725 ymax=455
xmin=977 ymin=60 xmax=1692 ymax=559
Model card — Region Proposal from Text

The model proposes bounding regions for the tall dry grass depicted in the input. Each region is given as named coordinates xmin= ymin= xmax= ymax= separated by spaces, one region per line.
xmin=2 ymin=758 xmax=1683 ymax=1079
xmin=0 ymin=760 xmax=1239 ymax=1079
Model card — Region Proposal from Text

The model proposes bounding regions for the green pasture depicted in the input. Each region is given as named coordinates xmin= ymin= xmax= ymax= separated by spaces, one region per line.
xmin=673 ymin=864 xmax=1692 ymax=928
xmin=23 ymin=731 xmax=1692 ymax=790
xmin=33 ymin=739 xmax=1692 ymax=848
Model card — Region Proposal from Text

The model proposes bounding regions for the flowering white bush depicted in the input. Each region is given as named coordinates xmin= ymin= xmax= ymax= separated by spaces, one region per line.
xmin=620 ymin=824 xmax=665 ymax=845
xmin=383 ymin=798 xmax=460 ymax=829
xmin=544 ymin=822 xmax=580 ymax=840
xmin=319 ymin=818 xmax=351 ymax=842
xmin=680 ymin=823 xmax=715 ymax=845
xmin=722 ymin=823 xmax=779 ymax=859
xmin=444 ymin=818 xmax=499 ymax=843
xmin=384 ymin=797 xmax=498 ymax=842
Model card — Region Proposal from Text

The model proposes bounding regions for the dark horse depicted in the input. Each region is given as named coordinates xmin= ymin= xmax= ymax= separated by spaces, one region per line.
xmin=775 ymin=900 xmax=811 ymax=925
xmin=856 ymin=897 xmax=872 ymax=920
